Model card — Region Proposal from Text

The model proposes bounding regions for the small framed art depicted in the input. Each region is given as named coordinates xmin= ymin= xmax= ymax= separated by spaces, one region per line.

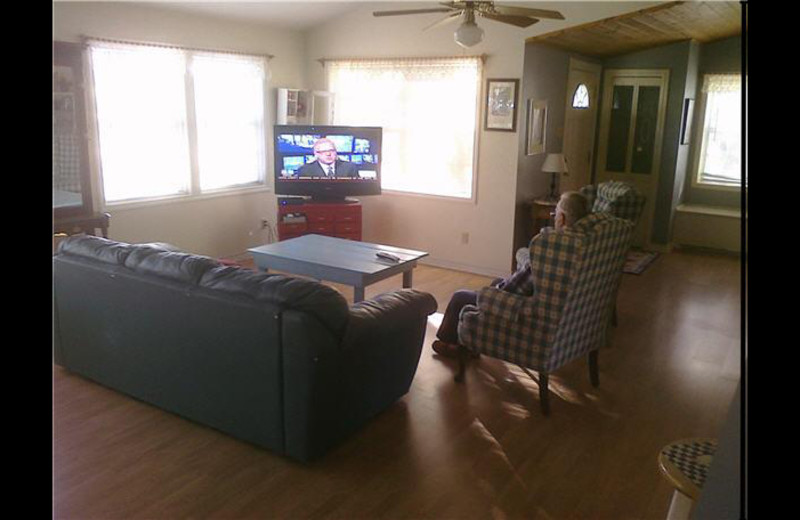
xmin=484 ymin=78 xmax=519 ymax=132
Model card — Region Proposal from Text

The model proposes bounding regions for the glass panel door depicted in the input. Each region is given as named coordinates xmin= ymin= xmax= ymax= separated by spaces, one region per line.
xmin=605 ymin=85 xmax=634 ymax=172
xmin=631 ymin=86 xmax=661 ymax=174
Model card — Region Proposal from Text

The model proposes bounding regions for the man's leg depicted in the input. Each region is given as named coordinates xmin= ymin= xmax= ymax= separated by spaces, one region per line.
xmin=435 ymin=289 xmax=477 ymax=345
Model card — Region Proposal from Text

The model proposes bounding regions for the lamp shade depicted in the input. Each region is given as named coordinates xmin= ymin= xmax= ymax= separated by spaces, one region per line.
xmin=454 ymin=11 xmax=483 ymax=48
xmin=541 ymin=153 xmax=568 ymax=174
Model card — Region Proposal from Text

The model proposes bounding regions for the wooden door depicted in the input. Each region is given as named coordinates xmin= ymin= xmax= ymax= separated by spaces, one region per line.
xmin=596 ymin=69 xmax=670 ymax=248
xmin=561 ymin=59 xmax=601 ymax=193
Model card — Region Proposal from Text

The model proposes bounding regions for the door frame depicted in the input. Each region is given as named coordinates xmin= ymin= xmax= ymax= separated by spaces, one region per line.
xmin=595 ymin=68 xmax=670 ymax=248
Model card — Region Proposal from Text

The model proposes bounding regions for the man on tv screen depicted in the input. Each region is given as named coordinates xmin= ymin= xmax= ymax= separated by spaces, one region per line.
xmin=296 ymin=138 xmax=359 ymax=178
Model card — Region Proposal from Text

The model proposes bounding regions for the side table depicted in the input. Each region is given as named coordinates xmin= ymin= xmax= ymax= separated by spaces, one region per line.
xmin=54 ymin=212 xmax=111 ymax=238
xmin=529 ymin=198 xmax=557 ymax=236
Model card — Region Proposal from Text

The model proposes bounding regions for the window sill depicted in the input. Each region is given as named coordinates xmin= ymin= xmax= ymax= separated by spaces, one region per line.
xmin=675 ymin=203 xmax=744 ymax=219
xmin=381 ymin=188 xmax=475 ymax=204
xmin=691 ymin=180 xmax=743 ymax=192
xmin=103 ymin=184 xmax=271 ymax=211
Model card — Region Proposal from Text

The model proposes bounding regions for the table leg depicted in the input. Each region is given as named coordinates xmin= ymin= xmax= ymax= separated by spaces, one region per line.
xmin=354 ymin=286 xmax=365 ymax=303
xmin=402 ymin=269 xmax=413 ymax=288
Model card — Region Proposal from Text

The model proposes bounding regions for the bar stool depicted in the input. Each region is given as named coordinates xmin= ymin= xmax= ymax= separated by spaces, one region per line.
xmin=658 ymin=438 xmax=717 ymax=519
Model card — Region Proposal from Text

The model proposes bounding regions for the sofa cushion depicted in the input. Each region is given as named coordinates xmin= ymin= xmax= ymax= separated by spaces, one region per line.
xmin=57 ymin=235 xmax=134 ymax=265
xmin=124 ymin=247 xmax=220 ymax=285
xmin=200 ymin=266 xmax=350 ymax=337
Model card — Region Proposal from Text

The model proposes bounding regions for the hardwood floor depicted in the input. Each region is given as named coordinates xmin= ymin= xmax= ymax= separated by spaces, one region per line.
xmin=53 ymin=250 xmax=742 ymax=519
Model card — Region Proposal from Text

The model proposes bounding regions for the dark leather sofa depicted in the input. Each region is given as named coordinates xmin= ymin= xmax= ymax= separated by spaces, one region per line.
xmin=53 ymin=235 xmax=437 ymax=462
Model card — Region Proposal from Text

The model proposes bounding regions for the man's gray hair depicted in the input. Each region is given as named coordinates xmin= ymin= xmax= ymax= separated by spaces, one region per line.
xmin=559 ymin=191 xmax=590 ymax=227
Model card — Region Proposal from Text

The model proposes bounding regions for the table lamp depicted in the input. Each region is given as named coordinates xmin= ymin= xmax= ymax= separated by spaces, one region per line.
xmin=541 ymin=153 xmax=568 ymax=201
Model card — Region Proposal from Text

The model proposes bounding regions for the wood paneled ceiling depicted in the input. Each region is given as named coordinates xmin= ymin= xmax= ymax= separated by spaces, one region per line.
xmin=527 ymin=1 xmax=743 ymax=58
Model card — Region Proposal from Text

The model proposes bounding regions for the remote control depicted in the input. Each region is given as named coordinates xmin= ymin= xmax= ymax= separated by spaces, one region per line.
xmin=376 ymin=251 xmax=401 ymax=263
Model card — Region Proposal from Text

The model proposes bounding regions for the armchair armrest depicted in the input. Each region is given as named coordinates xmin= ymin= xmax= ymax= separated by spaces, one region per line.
xmin=474 ymin=286 xmax=532 ymax=323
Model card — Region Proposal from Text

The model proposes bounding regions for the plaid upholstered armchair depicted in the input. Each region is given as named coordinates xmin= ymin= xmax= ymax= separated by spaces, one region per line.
xmin=579 ymin=180 xmax=646 ymax=224
xmin=458 ymin=213 xmax=635 ymax=415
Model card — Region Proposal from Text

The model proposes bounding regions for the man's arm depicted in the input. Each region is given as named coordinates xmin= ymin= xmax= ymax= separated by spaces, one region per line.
xmin=497 ymin=264 xmax=533 ymax=296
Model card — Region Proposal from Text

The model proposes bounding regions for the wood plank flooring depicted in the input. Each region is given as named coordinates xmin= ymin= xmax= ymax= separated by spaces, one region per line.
xmin=53 ymin=249 xmax=742 ymax=519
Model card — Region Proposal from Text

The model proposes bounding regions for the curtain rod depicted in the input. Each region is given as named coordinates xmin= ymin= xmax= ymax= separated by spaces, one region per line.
xmin=317 ymin=54 xmax=488 ymax=67
xmin=81 ymin=35 xmax=274 ymax=60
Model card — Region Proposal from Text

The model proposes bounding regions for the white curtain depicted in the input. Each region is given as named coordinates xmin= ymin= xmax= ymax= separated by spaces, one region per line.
xmin=191 ymin=53 xmax=268 ymax=191
xmin=89 ymin=39 xmax=271 ymax=203
xmin=698 ymin=74 xmax=742 ymax=187
xmin=327 ymin=57 xmax=482 ymax=198
xmin=91 ymin=42 xmax=191 ymax=202
xmin=701 ymin=73 xmax=742 ymax=93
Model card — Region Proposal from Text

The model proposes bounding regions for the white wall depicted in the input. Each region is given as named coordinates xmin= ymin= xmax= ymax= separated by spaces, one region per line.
xmin=305 ymin=1 xmax=658 ymax=277
xmin=53 ymin=1 xmax=307 ymax=258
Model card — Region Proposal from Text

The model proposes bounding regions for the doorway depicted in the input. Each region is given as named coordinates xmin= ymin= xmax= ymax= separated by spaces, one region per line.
xmin=595 ymin=69 xmax=670 ymax=248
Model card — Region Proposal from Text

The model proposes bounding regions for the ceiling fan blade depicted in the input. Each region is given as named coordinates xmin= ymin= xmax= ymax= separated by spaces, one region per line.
xmin=373 ymin=8 xmax=454 ymax=17
xmin=478 ymin=12 xmax=540 ymax=28
xmin=423 ymin=11 xmax=463 ymax=31
xmin=491 ymin=5 xmax=565 ymax=20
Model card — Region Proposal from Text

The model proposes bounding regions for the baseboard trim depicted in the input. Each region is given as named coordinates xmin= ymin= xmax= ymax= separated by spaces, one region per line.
xmin=419 ymin=257 xmax=509 ymax=279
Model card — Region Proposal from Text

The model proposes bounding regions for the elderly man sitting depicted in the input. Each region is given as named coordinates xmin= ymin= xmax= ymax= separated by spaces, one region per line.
xmin=432 ymin=191 xmax=589 ymax=358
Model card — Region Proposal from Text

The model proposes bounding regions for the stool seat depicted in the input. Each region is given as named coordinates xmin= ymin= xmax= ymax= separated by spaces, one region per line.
xmin=658 ymin=438 xmax=717 ymax=500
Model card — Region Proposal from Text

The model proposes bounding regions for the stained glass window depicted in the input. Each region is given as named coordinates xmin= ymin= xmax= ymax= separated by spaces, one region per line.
xmin=572 ymin=83 xmax=590 ymax=109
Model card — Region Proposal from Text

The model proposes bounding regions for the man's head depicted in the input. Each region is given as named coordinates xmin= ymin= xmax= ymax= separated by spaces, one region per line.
xmin=312 ymin=138 xmax=338 ymax=166
xmin=554 ymin=191 xmax=589 ymax=230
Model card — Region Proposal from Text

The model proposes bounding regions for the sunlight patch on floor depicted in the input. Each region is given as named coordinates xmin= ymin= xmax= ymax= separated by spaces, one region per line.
xmin=427 ymin=312 xmax=444 ymax=329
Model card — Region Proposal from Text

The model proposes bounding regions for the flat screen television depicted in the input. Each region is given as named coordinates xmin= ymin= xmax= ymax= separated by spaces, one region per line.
xmin=274 ymin=125 xmax=382 ymax=201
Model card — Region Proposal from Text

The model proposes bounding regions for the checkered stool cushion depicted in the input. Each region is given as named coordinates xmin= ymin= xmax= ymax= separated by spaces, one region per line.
xmin=658 ymin=438 xmax=718 ymax=500
xmin=458 ymin=213 xmax=634 ymax=372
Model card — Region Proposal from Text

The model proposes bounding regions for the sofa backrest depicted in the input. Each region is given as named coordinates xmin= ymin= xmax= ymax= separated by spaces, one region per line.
xmin=56 ymin=235 xmax=350 ymax=336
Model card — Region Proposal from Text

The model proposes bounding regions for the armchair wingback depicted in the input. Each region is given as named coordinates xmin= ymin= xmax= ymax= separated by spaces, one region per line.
xmin=459 ymin=213 xmax=634 ymax=414
xmin=579 ymin=180 xmax=646 ymax=224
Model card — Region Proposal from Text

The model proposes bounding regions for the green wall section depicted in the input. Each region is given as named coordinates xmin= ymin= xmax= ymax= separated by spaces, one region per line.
xmin=520 ymin=35 xmax=742 ymax=247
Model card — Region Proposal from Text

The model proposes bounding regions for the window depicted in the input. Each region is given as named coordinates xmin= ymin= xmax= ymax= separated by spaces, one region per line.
xmin=694 ymin=74 xmax=744 ymax=188
xmin=89 ymin=41 xmax=268 ymax=204
xmin=326 ymin=57 xmax=482 ymax=199
xmin=572 ymin=83 xmax=590 ymax=109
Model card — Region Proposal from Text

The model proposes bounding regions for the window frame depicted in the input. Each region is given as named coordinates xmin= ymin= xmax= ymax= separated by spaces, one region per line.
xmin=689 ymin=73 xmax=744 ymax=192
xmin=325 ymin=56 xmax=483 ymax=202
xmin=85 ymin=41 xmax=271 ymax=209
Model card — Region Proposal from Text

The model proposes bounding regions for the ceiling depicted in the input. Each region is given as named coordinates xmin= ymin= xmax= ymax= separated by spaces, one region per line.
xmin=156 ymin=1 xmax=367 ymax=30
xmin=527 ymin=1 xmax=743 ymax=57
xmin=153 ymin=1 xmax=743 ymax=53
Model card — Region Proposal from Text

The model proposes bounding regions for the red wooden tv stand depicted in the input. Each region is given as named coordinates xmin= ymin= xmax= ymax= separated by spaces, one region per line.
xmin=277 ymin=198 xmax=362 ymax=241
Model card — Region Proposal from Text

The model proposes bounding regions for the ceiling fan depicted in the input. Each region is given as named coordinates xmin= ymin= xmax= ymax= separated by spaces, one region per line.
xmin=373 ymin=1 xmax=565 ymax=48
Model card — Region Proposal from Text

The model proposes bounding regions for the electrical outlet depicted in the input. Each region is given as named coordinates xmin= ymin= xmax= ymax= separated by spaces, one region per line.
xmin=461 ymin=232 xmax=469 ymax=245
xmin=261 ymin=219 xmax=270 ymax=229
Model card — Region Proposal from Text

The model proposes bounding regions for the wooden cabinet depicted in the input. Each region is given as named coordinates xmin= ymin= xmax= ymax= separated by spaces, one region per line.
xmin=54 ymin=41 xmax=112 ymax=239
xmin=277 ymin=200 xmax=362 ymax=241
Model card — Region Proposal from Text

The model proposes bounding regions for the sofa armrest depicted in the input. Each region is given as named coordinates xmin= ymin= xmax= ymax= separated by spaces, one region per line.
xmin=343 ymin=289 xmax=437 ymax=345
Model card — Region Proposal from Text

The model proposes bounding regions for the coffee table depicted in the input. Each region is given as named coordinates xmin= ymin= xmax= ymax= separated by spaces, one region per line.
xmin=248 ymin=234 xmax=429 ymax=302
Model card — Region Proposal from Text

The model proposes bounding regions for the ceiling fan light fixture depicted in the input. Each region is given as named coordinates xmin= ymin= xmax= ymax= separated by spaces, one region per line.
xmin=454 ymin=9 xmax=484 ymax=48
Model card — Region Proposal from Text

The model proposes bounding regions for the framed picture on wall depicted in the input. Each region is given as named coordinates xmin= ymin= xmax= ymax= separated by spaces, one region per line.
xmin=526 ymin=99 xmax=547 ymax=155
xmin=484 ymin=78 xmax=519 ymax=132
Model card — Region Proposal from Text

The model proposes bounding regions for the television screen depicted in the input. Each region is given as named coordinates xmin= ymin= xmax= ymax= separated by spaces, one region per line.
xmin=274 ymin=125 xmax=382 ymax=200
